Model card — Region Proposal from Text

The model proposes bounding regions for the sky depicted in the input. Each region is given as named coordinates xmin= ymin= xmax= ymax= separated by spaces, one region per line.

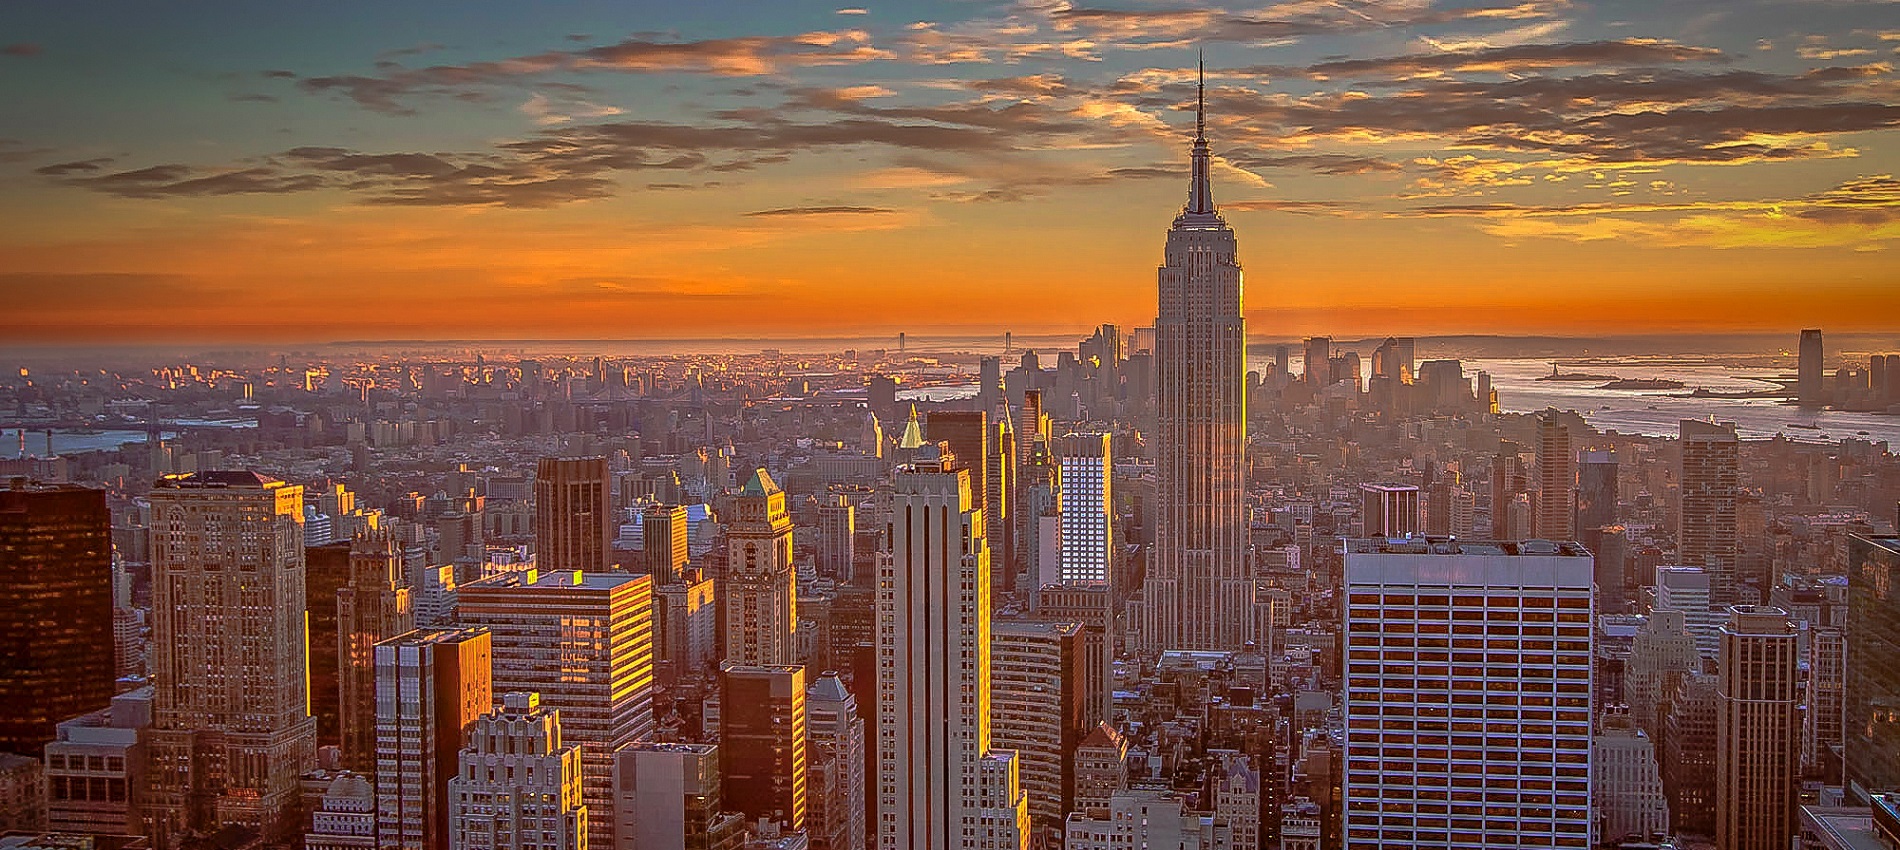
xmin=1 ymin=0 xmax=1896 ymax=344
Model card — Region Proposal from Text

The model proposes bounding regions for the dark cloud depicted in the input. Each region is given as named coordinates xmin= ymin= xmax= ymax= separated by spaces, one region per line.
xmin=0 ymin=140 xmax=55 ymax=164
xmin=3 ymin=43 xmax=42 ymax=57
xmin=299 ymin=31 xmax=889 ymax=114
xmin=260 ymin=69 xmax=297 ymax=79
xmin=1218 ymin=199 xmax=1353 ymax=215
xmin=46 ymin=164 xmax=327 ymax=198
xmin=1242 ymin=39 xmax=1728 ymax=79
xmin=745 ymin=205 xmax=894 ymax=216
xmin=34 ymin=157 xmax=115 ymax=175
xmin=1225 ymin=153 xmax=1403 ymax=175
xmin=1041 ymin=0 xmax=1565 ymax=47
xmin=230 ymin=93 xmax=280 ymax=103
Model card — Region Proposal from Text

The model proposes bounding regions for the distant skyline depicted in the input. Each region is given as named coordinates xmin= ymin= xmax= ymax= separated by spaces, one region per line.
xmin=2 ymin=0 xmax=1897 ymax=342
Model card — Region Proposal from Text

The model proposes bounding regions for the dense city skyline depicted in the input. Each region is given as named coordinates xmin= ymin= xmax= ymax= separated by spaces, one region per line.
xmin=4 ymin=0 xmax=1898 ymax=342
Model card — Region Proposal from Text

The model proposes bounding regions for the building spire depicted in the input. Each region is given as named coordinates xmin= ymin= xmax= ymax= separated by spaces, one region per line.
xmin=1187 ymin=52 xmax=1214 ymax=214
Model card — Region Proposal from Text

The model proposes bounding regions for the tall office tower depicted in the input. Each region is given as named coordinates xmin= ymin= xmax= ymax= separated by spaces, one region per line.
xmin=1145 ymin=69 xmax=1249 ymax=653
xmin=459 ymin=568 xmax=655 ymax=849
xmin=374 ymin=627 xmax=492 ymax=850
xmin=0 ymin=479 xmax=112 ymax=757
xmin=1577 ymin=450 xmax=1618 ymax=531
xmin=1660 ymin=672 xmax=1719 ymax=836
xmin=725 ymin=470 xmax=798 ymax=667
xmin=655 ymin=574 xmax=718 ymax=675
xmin=1715 ymin=606 xmax=1799 ymax=850
xmin=1798 ymin=329 xmax=1825 ymax=407
xmin=818 ymin=497 xmax=857 ymax=582
xmin=1655 ymin=566 xmax=1721 ymax=657
xmin=1490 ymin=441 xmax=1526 ymax=540
xmin=1034 ymin=585 xmax=1114 ymax=726
xmin=987 ymin=407 xmax=1017 ymax=593
xmin=990 ymin=621 xmax=1085 ymax=838
xmin=1303 ymin=337 xmax=1331 ymax=385
xmin=1593 ymin=719 xmax=1670 ymax=843
xmin=645 ymin=504 xmax=691 ymax=585
xmin=1063 ymin=789 xmax=1233 ymax=850
xmin=305 ymin=772 xmax=378 ymax=850
xmin=338 ymin=530 xmax=416 ymax=774
xmin=806 ymin=671 xmax=867 ymax=850
xmin=1356 ymin=484 xmax=1420 ymax=538
xmin=306 ymin=540 xmax=354 ymax=749
xmin=1806 ymin=626 xmax=1847 ymax=772
xmin=535 ymin=456 xmax=613 ymax=574
xmin=978 ymin=356 xmax=1003 ymax=410
xmin=876 ymin=446 xmax=1030 ymax=850
xmin=144 ymin=471 xmax=316 ymax=843
xmin=1846 ymin=534 xmax=1900 ymax=801
xmin=925 ymin=411 xmax=993 ymax=574
xmin=613 ymin=742 xmax=746 ymax=850
xmin=1341 ymin=538 xmax=1594 ymax=849
xmin=1056 ymin=433 xmax=1113 ymax=586
xmin=720 ymin=664 xmax=808 ymax=829
xmin=447 ymin=692 xmax=587 ymax=850
xmin=45 ymin=686 xmax=151 ymax=836
xmin=1679 ymin=419 xmax=1740 ymax=604
xmin=1625 ymin=608 xmax=1700 ymax=736
xmin=1535 ymin=410 xmax=1576 ymax=540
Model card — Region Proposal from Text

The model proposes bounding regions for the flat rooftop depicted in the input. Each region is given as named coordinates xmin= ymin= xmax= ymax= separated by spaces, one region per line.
xmin=1342 ymin=536 xmax=1590 ymax=558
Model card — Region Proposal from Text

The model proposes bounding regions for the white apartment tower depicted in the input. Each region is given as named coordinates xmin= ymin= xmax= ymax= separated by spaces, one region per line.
xmin=447 ymin=692 xmax=587 ymax=850
xmin=875 ymin=445 xmax=1030 ymax=850
xmin=1056 ymin=433 xmax=1113 ymax=586
xmin=1341 ymin=538 xmax=1594 ymax=849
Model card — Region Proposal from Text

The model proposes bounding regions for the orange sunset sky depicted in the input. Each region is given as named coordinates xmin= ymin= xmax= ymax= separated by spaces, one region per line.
xmin=1 ymin=1 xmax=1896 ymax=343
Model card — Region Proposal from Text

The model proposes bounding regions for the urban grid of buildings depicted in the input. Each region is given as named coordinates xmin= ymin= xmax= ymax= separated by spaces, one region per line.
xmin=3 ymin=72 xmax=1900 ymax=850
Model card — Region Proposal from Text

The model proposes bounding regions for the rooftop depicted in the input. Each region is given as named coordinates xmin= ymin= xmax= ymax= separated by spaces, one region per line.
xmin=1342 ymin=536 xmax=1590 ymax=558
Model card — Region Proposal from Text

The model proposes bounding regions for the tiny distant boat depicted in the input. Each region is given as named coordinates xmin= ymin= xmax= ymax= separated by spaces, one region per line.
xmin=1646 ymin=406 xmax=1659 ymax=410
xmin=1789 ymin=423 xmax=1822 ymax=430
xmin=1858 ymin=430 xmax=1870 ymax=436
xmin=1598 ymin=378 xmax=1686 ymax=390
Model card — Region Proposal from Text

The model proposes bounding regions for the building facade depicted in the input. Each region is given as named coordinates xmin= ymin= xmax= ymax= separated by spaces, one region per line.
xmin=458 ymin=568 xmax=655 ymax=850
xmin=875 ymin=447 xmax=1029 ymax=850
xmin=720 ymin=664 xmax=808 ymax=831
xmin=724 ymin=470 xmax=797 ymax=667
xmin=535 ymin=456 xmax=613 ymax=574
xmin=374 ymin=627 xmax=493 ymax=850
xmin=145 ymin=471 xmax=317 ymax=843
xmin=339 ymin=529 xmax=416 ymax=774
xmin=1716 ymin=606 xmax=1799 ymax=850
xmin=0 ymin=479 xmax=114 ymax=757
xmin=447 ymin=692 xmax=587 ymax=850
xmin=1341 ymin=538 xmax=1593 ymax=849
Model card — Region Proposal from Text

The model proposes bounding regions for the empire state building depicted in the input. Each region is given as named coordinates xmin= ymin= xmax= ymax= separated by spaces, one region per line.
xmin=1138 ymin=66 xmax=1253 ymax=652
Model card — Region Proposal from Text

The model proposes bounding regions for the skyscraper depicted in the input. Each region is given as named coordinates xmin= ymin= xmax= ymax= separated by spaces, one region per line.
xmin=1341 ymin=538 xmax=1594 ymax=849
xmin=1798 ymin=328 xmax=1825 ymax=407
xmin=1577 ymin=449 xmax=1618 ymax=532
xmin=447 ymin=692 xmax=587 ymax=850
xmin=0 ymin=479 xmax=112 ymax=757
xmin=1715 ymin=605 xmax=1799 ymax=850
xmin=145 ymin=471 xmax=317 ymax=844
xmin=806 ymin=671 xmax=867 ymax=850
xmin=535 ymin=456 xmax=613 ymax=574
xmin=1143 ymin=64 xmax=1250 ymax=653
xmin=719 ymin=664 xmax=807 ymax=830
xmin=989 ymin=620 xmax=1085 ymax=839
xmin=924 ymin=411 xmax=993 ymax=578
xmin=645 ymin=503 xmax=691 ymax=585
xmin=876 ymin=445 xmax=1029 ymax=850
xmin=1679 ymin=419 xmax=1740 ymax=604
xmin=1845 ymin=533 xmax=1900 ymax=801
xmin=817 ymin=496 xmax=856 ymax=583
xmin=458 ymin=568 xmax=656 ymax=849
xmin=1535 ymin=409 xmax=1575 ymax=540
xmin=1303 ymin=337 xmax=1330 ymax=385
xmin=724 ymin=469 xmax=797 ymax=667
xmin=373 ymin=627 xmax=492 ymax=850
xmin=1356 ymin=484 xmax=1419 ymax=538
xmin=1055 ymin=433 xmax=1112 ymax=586
xmin=338 ymin=529 xmax=415 ymax=774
